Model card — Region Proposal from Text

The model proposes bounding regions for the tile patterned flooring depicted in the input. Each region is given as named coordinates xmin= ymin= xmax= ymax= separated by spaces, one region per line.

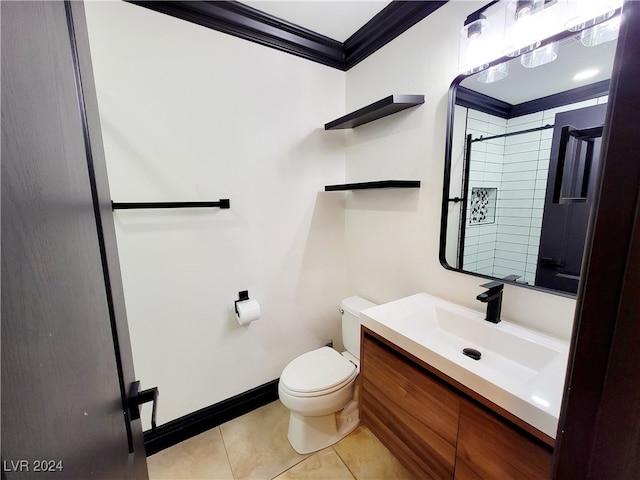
xmin=147 ymin=400 xmax=415 ymax=480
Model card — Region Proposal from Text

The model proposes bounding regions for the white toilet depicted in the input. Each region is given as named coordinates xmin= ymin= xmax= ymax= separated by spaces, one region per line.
xmin=278 ymin=296 xmax=376 ymax=454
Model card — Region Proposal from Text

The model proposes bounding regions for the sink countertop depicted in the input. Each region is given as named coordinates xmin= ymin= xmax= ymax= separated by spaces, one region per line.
xmin=360 ymin=293 xmax=570 ymax=439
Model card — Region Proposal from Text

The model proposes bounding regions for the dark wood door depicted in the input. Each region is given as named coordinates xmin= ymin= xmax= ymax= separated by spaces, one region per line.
xmin=536 ymin=104 xmax=607 ymax=294
xmin=1 ymin=2 xmax=147 ymax=478
xmin=553 ymin=0 xmax=640 ymax=477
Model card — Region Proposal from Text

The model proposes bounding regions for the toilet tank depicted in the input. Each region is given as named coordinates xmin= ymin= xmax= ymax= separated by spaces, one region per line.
xmin=340 ymin=296 xmax=376 ymax=359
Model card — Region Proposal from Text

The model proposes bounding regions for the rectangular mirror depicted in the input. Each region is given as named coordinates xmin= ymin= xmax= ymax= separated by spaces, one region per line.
xmin=441 ymin=9 xmax=620 ymax=296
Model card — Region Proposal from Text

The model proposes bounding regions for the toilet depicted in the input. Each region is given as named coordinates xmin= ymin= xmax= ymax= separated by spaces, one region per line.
xmin=278 ymin=296 xmax=376 ymax=454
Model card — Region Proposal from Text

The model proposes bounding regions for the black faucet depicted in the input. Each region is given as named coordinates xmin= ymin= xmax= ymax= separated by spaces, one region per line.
xmin=476 ymin=281 xmax=503 ymax=323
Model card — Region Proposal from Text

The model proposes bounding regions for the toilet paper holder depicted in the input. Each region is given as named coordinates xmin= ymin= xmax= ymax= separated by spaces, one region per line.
xmin=234 ymin=290 xmax=250 ymax=315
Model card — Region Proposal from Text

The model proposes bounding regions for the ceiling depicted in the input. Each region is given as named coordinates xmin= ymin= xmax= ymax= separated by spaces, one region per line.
xmin=460 ymin=34 xmax=618 ymax=105
xmin=241 ymin=1 xmax=391 ymax=42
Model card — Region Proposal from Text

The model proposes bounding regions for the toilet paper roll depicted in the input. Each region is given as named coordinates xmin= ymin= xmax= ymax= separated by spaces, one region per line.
xmin=236 ymin=299 xmax=261 ymax=325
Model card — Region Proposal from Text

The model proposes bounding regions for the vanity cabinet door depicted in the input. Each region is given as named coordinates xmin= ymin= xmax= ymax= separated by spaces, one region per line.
xmin=361 ymin=334 xmax=460 ymax=479
xmin=455 ymin=400 xmax=553 ymax=479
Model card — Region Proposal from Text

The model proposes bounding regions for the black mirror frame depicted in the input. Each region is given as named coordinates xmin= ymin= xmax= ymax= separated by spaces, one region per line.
xmin=438 ymin=27 xmax=616 ymax=299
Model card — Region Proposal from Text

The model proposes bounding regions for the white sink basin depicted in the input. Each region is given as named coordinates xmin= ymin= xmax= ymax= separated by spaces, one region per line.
xmin=360 ymin=293 xmax=569 ymax=439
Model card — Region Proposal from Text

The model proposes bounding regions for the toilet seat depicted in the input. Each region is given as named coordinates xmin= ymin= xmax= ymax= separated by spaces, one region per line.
xmin=280 ymin=347 xmax=357 ymax=398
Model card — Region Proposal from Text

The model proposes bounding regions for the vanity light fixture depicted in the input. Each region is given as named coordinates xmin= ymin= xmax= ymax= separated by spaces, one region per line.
xmin=477 ymin=62 xmax=510 ymax=83
xmin=573 ymin=68 xmax=600 ymax=81
xmin=520 ymin=41 xmax=559 ymax=68
xmin=458 ymin=0 xmax=623 ymax=76
xmin=503 ymin=0 xmax=544 ymax=57
xmin=459 ymin=12 xmax=491 ymax=74
xmin=515 ymin=0 xmax=536 ymax=18
xmin=580 ymin=16 xmax=621 ymax=46
xmin=565 ymin=0 xmax=622 ymax=32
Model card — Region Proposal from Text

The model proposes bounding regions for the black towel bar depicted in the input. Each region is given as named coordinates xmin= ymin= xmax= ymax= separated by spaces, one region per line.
xmin=112 ymin=199 xmax=230 ymax=210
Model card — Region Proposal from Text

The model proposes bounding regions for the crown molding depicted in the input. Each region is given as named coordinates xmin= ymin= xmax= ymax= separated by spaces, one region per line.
xmin=455 ymin=86 xmax=512 ymax=118
xmin=510 ymin=79 xmax=610 ymax=118
xmin=344 ymin=1 xmax=447 ymax=70
xmin=456 ymin=80 xmax=611 ymax=119
xmin=129 ymin=1 xmax=345 ymax=68
xmin=128 ymin=1 xmax=448 ymax=71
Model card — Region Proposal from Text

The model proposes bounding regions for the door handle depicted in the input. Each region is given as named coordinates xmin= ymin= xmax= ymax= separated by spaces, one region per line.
xmin=129 ymin=381 xmax=158 ymax=430
xmin=540 ymin=257 xmax=564 ymax=268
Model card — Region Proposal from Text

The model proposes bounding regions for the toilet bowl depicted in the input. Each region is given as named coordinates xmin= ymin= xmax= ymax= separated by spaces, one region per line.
xmin=278 ymin=296 xmax=376 ymax=454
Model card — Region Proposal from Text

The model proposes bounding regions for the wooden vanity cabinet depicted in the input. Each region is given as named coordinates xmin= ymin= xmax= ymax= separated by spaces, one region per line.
xmin=360 ymin=329 xmax=553 ymax=479
xmin=361 ymin=330 xmax=460 ymax=478
xmin=455 ymin=399 xmax=552 ymax=479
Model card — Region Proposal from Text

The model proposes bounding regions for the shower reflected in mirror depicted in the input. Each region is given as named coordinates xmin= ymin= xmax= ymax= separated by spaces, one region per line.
xmin=441 ymin=25 xmax=619 ymax=296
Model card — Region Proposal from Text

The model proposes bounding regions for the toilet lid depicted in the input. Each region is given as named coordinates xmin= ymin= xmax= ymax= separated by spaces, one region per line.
xmin=280 ymin=347 xmax=357 ymax=395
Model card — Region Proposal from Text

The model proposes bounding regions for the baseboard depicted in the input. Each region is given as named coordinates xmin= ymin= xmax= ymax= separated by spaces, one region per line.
xmin=143 ymin=379 xmax=280 ymax=456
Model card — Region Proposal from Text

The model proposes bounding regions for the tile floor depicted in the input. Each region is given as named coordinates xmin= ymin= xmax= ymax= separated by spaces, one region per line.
xmin=147 ymin=400 xmax=415 ymax=480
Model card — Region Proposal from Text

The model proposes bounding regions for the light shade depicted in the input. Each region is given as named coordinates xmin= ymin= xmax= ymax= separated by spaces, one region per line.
xmin=477 ymin=62 xmax=510 ymax=83
xmin=457 ymin=4 xmax=505 ymax=75
xmin=502 ymin=0 xmax=545 ymax=57
xmin=564 ymin=0 xmax=622 ymax=32
xmin=459 ymin=18 xmax=492 ymax=74
xmin=580 ymin=16 xmax=620 ymax=46
xmin=521 ymin=42 xmax=559 ymax=68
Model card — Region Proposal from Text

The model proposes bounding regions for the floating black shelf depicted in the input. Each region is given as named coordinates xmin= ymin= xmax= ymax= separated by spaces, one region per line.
xmin=324 ymin=94 xmax=424 ymax=130
xmin=325 ymin=180 xmax=421 ymax=191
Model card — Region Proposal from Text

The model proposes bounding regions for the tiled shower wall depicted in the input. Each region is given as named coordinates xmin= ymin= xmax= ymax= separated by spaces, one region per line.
xmin=493 ymin=112 xmax=553 ymax=284
xmin=462 ymin=95 xmax=609 ymax=284
xmin=462 ymin=110 xmax=506 ymax=276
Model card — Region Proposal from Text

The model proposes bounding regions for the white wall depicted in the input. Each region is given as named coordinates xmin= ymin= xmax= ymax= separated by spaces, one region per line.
xmin=85 ymin=1 xmax=347 ymax=428
xmin=84 ymin=0 xmax=584 ymax=429
xmin=344 ymin=0 xmax=577 ymax=340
